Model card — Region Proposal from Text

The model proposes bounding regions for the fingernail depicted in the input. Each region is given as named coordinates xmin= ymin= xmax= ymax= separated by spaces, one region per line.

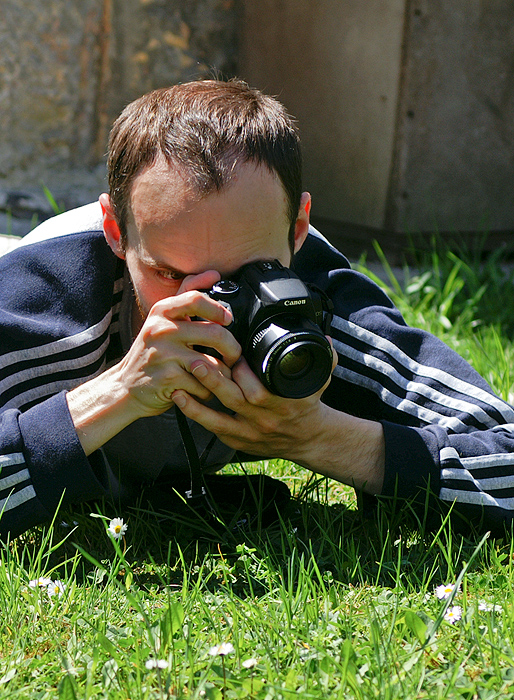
xmin=174 ymin=394 xmax=186 ymax=408
xmin=192 ymin=363 xmax=208 ymax=378
xmin=223 ymin=308 xmax=233 ymax=325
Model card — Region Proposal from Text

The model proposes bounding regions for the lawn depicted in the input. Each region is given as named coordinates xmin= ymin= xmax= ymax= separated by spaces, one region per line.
xmin=1 ymin=239 xmax=514 ymax=699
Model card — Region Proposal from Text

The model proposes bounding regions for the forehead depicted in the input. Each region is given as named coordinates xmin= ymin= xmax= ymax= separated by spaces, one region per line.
xmin=126 ymin=159 xmax=291 ymax=274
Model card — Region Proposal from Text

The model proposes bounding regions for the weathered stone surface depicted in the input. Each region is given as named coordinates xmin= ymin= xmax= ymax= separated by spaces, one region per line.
xmin=99 ymin=0 xmax=239 ymax=159
xmin=0 ymin=1 xmax=105 ymax=195
xmin=0 ymin=0 xmax=238 ymax=221
xmin=4 ymin=0 xmax=512 ymax=243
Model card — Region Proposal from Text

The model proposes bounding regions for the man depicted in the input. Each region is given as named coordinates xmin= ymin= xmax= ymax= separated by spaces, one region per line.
xmin=1 ymin=79 xmax=514 ymax=538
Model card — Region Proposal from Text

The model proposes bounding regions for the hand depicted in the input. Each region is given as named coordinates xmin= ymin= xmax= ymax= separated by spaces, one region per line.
xmin=171 ymin=350 xmax=334 ymax=463
xmin=66 ymin=270 xmax=242 ymax=456
xmin=171 ymin=349 xmax=385 ymax=494
xmin=117 ymin=270 xmax=242 ymax=418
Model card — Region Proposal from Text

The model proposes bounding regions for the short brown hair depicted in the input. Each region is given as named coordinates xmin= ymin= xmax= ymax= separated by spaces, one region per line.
xmin=107 ymin=79 xmax=302 ymax=248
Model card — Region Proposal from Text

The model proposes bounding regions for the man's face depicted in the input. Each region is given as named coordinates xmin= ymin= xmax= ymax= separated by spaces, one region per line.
xmin=120 ymin=158 xmax=299 ymax=318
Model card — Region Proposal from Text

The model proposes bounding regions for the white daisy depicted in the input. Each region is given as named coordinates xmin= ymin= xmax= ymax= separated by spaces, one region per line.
xmin=478 ymin=601 xmax=502 ymax=612
xmin=108 ymin=517 xmax=128 ymax=540
xmin=145 ymin=659 xmax=168 ymax=670
xmin=28 ymin=577 xmax=53 ymax=589
xmin=435 ymin=583 xmax=459 ymax=600
xmin=47 ymin=580 xmax=66 ymax=598
xmin=444 ymin=605 xmax=462 ymax=624
xmin=242 ymin=658 xmax=258 ymax=669
xmin=209 ymin=642 xmax=234 ymax=656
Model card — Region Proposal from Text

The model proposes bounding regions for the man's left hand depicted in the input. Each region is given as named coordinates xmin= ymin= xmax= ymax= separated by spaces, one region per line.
xmin=172 ymin=355 xmax=331 ymax=464
xmin=171 ymin=351 xmax=386 ymax=495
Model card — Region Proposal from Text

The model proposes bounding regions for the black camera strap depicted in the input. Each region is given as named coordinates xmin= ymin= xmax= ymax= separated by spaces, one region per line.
xmin=307 ymin=283 xmax=334 ymax=334
xmin=174 ymin=403 xmax=208 ymax=501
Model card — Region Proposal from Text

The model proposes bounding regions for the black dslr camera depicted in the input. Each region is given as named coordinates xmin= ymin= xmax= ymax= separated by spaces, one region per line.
xmin=203 ymin=260 xmax=334 ymax=399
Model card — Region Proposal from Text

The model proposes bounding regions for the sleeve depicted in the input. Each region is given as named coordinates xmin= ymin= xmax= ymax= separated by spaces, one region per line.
xmin=0 ymin=392 xmax=112 ymax=539
xmin=0 ymin=230 xmax=126 ymax=539
xmin=322 ymin=267 xmax=514 ymax=535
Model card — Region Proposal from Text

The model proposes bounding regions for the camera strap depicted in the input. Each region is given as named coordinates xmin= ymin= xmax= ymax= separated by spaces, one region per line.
xmin=307 ymin=283 xmax=334 ymax=334
xmin=322 ymin=293 xmax=334 ymax=333
xmin=174 ymin=404 xmax=208 ymax=501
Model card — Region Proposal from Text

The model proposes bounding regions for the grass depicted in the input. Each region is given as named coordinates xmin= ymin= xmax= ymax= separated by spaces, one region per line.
xmin=2 ymin=238 xmax=514 ymax=698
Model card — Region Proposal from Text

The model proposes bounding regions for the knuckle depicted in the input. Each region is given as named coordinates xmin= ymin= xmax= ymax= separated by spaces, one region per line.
xmin=161 ymin=387 xmax=175 ymax=402
xmin=245 ymin=384 xmax=270 ymax=407
xmin=141 ymin=313 xmax=160 ymax=334
xmin=150 ymin=298 xmax=171 ymax=315
xmin=184 ymin=289 xmax=205 ymax=305
xmin=141 ymin=311 xmax=161 ymax=332
xmin=143 ymin=315 xmax=179 ymax=341
xmin=209 ymin=322 xmax=229 ymax=345
xmin=164 ymin=365 xmax=182 ymax=383
xmin=202 ymin=370 xmax=221 ymax=390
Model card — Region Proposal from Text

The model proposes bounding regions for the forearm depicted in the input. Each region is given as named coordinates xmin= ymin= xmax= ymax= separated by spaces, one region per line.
xmin=291 ymin=404 xmax=385 ymax=494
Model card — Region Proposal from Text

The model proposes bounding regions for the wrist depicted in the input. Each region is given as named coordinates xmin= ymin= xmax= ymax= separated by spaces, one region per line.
xmin=292 ymin=404 xmax=385 ymax=495
xmin=66 ymin=364 xmax=142 ymax=456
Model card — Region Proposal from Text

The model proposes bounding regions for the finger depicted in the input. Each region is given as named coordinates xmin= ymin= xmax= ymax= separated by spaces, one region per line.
xmin=203 ymin=353 xmax=233 ymax=379
xmin=326 ymin=336 xmax=338 ymax=372
xmin=152 ymin=290 xmax=232 ymax=326
xmin=179 ymin=320 xmax=241 ymax=367
xmin=189 ymin=359 xmax=248 ymax=411
xmin=231 ymin=357 xmax=274 ymax=406
xmin=172 ymin=390 xmax=247 ymax=448
xmin=178 ymin=269 xmax=221 ymax=294
xmin=319 ymin=334 xmax=337 ymax=375
xmin=141 ymin=365 xmax=216 ymax=408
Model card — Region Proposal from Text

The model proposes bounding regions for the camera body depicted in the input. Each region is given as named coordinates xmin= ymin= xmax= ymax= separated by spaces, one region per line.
xmin=204 ymin=260 xmax=334 ymax=398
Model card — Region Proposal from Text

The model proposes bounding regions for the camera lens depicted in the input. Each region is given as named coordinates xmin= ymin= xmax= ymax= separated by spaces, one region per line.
xmin=278 ymin=345 xmax=311 ymax=378
xmin=248 ymin=316 xmax=333 ymax=398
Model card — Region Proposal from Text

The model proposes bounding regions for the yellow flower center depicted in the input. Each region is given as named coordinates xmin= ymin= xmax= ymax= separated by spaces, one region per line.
xmin=115 ymin=525 xmax=121 ymax=534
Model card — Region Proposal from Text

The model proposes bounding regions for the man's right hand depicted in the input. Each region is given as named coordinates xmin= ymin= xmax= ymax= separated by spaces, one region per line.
xmin=120 ymin=277 xmax=242 ymax=417
xmin=66 ymin=271 xmax=241 ymax=456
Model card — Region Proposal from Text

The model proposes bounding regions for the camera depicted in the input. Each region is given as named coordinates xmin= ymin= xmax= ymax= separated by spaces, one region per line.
xmin=202 ymin=260 xmax=334 ymax=399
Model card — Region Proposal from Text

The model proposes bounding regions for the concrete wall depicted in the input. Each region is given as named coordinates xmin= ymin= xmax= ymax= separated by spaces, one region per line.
xmin=240 ymin=0 xmax=407 ymax=231
xmin=3 ymin=0 xmax=514 ymax=246
xmin=0 ymin=0 xmax=238 ymax=225
xmin=387 ymin=0 xmax=514 ymax=234
xmin=240 ymin=0 xmax=514 ymax=247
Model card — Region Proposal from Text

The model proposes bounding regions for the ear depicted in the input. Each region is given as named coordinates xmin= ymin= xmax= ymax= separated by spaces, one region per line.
xmin=293 ymin=192 xmax=311 ymax=254
xmin=99 ymin=193 xmax=125 ymax=259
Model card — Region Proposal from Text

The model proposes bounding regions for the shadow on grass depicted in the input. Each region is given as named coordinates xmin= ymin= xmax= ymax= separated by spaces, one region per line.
xmin=11 ymin=474 xmax=510 ymax=598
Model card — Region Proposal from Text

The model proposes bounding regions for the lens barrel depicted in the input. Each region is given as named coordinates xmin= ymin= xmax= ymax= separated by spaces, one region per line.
xmin=248 ymin=315 xmax=333 ymax=398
